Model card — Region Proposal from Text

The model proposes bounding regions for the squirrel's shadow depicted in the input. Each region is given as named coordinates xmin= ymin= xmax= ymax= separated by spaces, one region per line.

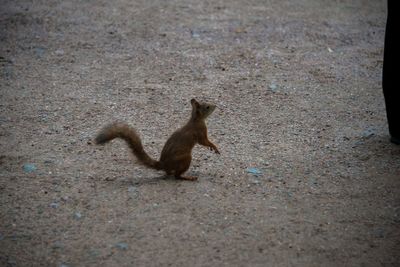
xmin=106 ymin=174 xmax=196 ymax=187
xmin=130 ymin=175 xmax=178 ymax=186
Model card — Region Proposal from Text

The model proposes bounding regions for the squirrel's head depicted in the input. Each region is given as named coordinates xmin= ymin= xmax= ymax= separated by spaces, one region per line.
xmin=190 ymin=98 xmax=216 ymax=120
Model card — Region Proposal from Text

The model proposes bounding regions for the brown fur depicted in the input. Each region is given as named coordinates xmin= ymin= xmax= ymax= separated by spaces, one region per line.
xmin=95 ymin=99 xmax=220 ymax=181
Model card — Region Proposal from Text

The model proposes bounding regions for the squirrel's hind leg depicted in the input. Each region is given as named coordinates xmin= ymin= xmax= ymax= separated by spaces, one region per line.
xmin=165 ymin=155 xmax=197 ymax=181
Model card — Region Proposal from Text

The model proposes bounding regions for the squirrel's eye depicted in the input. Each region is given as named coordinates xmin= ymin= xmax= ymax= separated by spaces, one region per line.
xmin=206 ymin=106 xmax=210 ymax=109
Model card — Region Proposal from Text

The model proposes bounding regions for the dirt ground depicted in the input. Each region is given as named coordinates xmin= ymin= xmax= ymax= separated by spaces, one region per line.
xmin=0 ymin=0 xmax=399 ymax=266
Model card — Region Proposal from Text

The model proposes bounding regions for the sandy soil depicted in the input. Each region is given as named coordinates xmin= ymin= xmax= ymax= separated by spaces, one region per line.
xmin=1 ymin=0 xmax=399 ymax=266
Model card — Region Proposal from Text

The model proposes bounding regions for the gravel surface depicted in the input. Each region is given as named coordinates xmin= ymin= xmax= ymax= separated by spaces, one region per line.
xmin=1 ymin=0 xmax=399 ymax=266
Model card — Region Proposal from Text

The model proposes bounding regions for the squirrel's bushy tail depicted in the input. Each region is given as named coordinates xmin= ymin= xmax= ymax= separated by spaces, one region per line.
xmin=95 ymin=122 xmax=162 ymax=170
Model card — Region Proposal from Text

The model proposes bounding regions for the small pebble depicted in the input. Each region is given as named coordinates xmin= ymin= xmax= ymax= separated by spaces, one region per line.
xmin=362 ymin=128 xmax=376 ymax=138
xmin=23 ymin=163 xmax=37 ymax=173
xmin=352 ymin=140 xmax=365 ymax=148
xmin=128 ymin=186 xmax=138 ymax=193
xmin=191 ymin=30 xmax=200 ymax=38
xmin=89 ymin=249 xmax=100 ymax=257
xmin=246 ymin=167 xmax=262 ymax=176
xmin=74 ymin=212 xmax=82 ymax=220
xmin=52 ymin=241 xmax=64 ymax=249
xmin=268 ymin=83 xmax=278 ymax=92
xmin=50 ymin=202 xmax=59 ymax=209
xmin=34 ymin=47 xmax=46 ymax=57
xmin=55 ymin=49 xmax=64 ymax=56
xmin=373 ymin=228 xmax=385 ymax=238
xmin=7 ymin=259 xmax=16 ymax=266
xmin=115 ymin=242 xmax=129 ymax=250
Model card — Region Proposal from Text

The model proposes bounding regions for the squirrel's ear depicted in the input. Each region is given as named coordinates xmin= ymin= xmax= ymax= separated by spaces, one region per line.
xmin=190 ymin=98 xmax=199 ymax=107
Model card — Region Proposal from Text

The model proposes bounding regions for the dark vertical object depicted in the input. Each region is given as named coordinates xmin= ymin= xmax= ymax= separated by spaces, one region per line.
xmin=383 ymin=0 xmax=400 ymax=144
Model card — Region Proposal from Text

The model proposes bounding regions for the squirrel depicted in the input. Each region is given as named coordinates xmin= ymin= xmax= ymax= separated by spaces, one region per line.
xmin=95 ymin=98 xmax=220 ymax=181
